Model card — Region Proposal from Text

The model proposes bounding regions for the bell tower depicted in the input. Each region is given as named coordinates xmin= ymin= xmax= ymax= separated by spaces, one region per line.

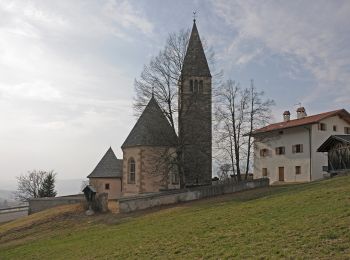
xmin=179 ymin=19 xmax=212 ymax=186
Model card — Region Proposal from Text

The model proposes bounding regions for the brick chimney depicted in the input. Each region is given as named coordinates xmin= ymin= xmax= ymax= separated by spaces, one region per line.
xmin=283 ymin=111 xmax=290 ymax=122
xmin=296 ymin=107 xmax=307 ymax=119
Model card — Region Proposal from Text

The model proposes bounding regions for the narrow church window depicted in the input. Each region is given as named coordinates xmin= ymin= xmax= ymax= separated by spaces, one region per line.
xmin=172 ymin=173 xmax=179 ymax=184
xmin=105 ymin=183 xmax=110 ymax=190
xmin=128 ymin=158 xmax=136 ymax=184
xmin=199 ymin=80 xmax=203 ymax=93
xmin=190 ymin=80 xmax=194 ymax=92
xmin=194 ymin=80 xmax=198 ymax=93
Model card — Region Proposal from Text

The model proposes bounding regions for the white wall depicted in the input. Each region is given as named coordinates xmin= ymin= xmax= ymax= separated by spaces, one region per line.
xmin=254 ymin=126 xmax=311 ymax=183
xmin=254 ymin=115 xmax=350 ymax=183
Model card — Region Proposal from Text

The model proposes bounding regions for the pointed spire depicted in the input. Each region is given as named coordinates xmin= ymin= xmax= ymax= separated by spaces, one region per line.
xmin=181 ymin=20 xmax=211 ymax=77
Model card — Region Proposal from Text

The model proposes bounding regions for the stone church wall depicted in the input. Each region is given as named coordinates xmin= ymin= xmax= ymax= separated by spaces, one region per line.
xmin=122 ymin=146 xmax=179 ymax=196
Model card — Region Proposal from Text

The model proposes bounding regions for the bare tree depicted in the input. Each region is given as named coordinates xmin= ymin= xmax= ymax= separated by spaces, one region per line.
xmin=214 ymin=80 xmax=274 ymax=182
xmin=244 ymin=80 xmax=275 ymax=179
xmin=15 ymin=170 xmax=57 ymax=201
xmin=214 ymin=80 xmax=248 ymax=182
xmin=133 ymin=29 xmax=190 ymax=130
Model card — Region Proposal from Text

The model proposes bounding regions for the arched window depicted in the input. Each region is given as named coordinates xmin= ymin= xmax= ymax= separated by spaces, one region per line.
xmin=199 ymin=80 xmax=203 ymax=93
xmin=194 ymin=80 xmax=198 ymax=93
xmin=189 ymin=80 xmax=193 ymax=92
xmin=128 ymin=158 xmax=136 ymax=184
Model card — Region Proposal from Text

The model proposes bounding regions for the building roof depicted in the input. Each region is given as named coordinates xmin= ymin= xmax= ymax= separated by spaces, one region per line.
xmin=87 ymin=147 xmax=123 ymax=178
xmin=317 ymin=135 xmax=350 ymax=152
xmin=252 ymin=109 xmax=350 ymax=135
xmin=121 ymin=97 xmax=178 ymax=148
xmin=181 ymin=21 xmax=211 ymax=77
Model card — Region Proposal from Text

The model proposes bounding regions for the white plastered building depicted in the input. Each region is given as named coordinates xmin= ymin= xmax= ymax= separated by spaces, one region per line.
xmin=252 ymin=108 xmax=350 ymax=183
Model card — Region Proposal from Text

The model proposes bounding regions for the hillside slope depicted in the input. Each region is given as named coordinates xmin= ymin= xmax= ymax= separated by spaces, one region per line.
xmin=1 ymin=176 xmax=350 ymax=259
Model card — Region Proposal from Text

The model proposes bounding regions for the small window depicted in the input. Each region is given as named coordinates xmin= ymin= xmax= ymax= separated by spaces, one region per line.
xmin=295 ymin=166 xmax=301 ymax=175
xmin=194 ymin=80 xmax=198 ymax=93
xmin=345 ymin=127 xmax=350 ymax=134
xmin=105 ymin=183 xmax=110 ymax=190
xmin=292 ymin=144 xmax=303 ymax=153
xmin=128 ymin=158 xmax=136 ymax=184
xmin=333 ymin=125 xmax=337 ymax=132
xmin=171 ymin=173 xmax=179 ymax=184
xmin=319 ymin=123 xmax=327 ymax=131
xmin=260 ymin=149 xmax=269 ymax=157
xmin=262 ymin=168 xmax=268 ymax=177
xmin=199 ymin=80 xmax=203 ymax=93
xmin=190 ymin=80 xmax=193 ymax=92
xmin=275 ymin=146 xmax=285 ymax=155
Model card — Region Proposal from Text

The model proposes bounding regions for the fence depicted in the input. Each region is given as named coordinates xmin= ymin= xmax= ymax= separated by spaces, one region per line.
xmin=118 ymin=178 xmax=269 ymax=213
xmin=28 ymin=194 xmax=85 ymax=214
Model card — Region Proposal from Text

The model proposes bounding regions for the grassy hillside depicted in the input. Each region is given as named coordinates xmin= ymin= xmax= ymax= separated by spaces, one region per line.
xmin=1 ymin=176 xmax=350 ymax=259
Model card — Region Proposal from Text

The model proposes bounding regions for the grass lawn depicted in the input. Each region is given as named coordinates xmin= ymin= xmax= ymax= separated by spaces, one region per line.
xmin=1 ymin=176 xmax=350 ymax=259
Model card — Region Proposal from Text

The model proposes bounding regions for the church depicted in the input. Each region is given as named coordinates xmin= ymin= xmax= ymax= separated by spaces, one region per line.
xmin=87 ymin=20 xmax=212 ymax=199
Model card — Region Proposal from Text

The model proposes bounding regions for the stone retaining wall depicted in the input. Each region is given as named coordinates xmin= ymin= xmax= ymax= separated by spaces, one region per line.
xmin=28 ymin=194 xmax=84 ymax=214
xmin=118 ymin=178 xmax=269 ymax=213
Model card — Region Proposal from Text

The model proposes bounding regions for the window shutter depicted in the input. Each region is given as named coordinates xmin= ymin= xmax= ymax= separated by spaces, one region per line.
xmin=282 ymin=147 xmax=285 ymax=154
xmin=300 ymin=144 xmax=303 ymax=153
xmin=292 ymin=145 xmax=296 ymax=153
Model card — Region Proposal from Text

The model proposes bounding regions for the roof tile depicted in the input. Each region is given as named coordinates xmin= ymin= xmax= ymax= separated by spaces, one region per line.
xmin=253 ymin=109 xmax=350 ymax=135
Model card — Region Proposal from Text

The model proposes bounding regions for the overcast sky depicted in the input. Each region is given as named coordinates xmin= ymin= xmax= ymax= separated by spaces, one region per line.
xmin=0 ymin=0 xmax=349 ymax=188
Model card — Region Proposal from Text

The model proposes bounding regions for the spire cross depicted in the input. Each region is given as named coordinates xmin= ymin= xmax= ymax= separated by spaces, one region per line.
xmin=151 ymin=87 xmax=154 ymax=98
xmin=193 ymin=11 xmax=197 ymax=22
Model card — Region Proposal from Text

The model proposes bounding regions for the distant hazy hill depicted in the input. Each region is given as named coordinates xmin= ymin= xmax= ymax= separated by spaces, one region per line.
xmin=0 ymin=189 xmax=18 ymax=208
xmin=0 ymin=178 xmax=86 ymax=199
xmin=0 ymin=189 xmax=15 ymax=200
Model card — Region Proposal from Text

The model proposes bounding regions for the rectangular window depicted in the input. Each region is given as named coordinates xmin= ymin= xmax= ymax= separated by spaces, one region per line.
xmin=333 ymin=125 xmax=337 ymax=131
xmin=345 ymin=127 xmax=350 ymax=134
xmin=105 ymin=183 xmax=110 ymax=190
xmin=319 ymin=123 xmax=327 ymax=131
xmin=260 ymin=149 xmax=269 ymax=157
xmin=295 ymin=166 xmax=301 ymax=175
xmin=262 ymin=168 xmax=268 ymax=177
xmin=292 ymin=144 xmax=303 ymax=153
xmin=275 ymin=146 xmax=285 ymax=155
xmin=172 ymin=173 xmax=179 ymax=184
